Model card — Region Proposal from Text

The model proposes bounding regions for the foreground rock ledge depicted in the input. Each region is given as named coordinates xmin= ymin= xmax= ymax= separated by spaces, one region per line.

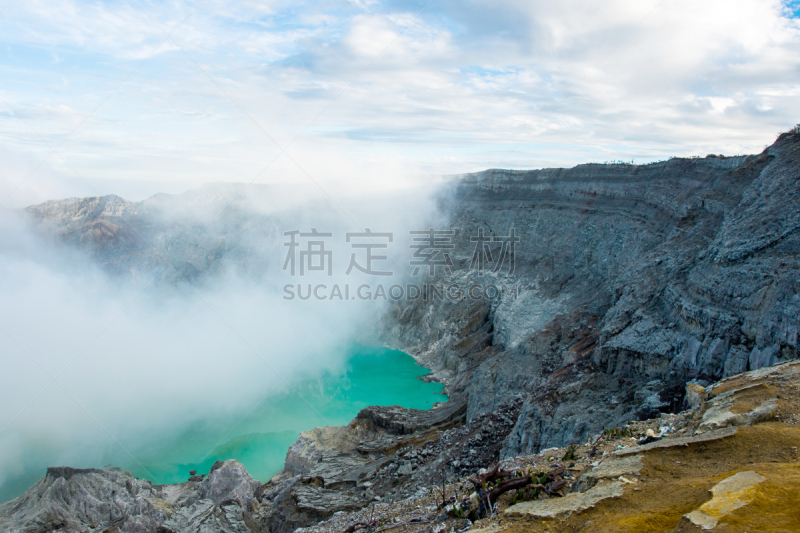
xmin=504 ymin=481 xmax=624 ymax=518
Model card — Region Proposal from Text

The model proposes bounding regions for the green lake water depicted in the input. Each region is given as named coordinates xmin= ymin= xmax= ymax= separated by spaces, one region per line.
xmin=124 ymin=344 xmax=446 ymax=485
xmin=0 ymin=344 xmax=445 ymax=502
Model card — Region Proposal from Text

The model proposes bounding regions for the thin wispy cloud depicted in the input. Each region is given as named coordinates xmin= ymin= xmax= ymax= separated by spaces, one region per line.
xmin=0 ymin=0 xmax=798 ymax=205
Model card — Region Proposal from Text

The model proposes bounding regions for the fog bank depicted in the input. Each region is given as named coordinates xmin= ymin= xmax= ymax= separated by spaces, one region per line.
xmin=0 ymin=182 xmax=446 ymax=501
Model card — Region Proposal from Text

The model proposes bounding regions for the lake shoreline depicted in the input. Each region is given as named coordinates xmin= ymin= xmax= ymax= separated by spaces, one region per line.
xmin=0 ymin=344 xmax=446 ymax=503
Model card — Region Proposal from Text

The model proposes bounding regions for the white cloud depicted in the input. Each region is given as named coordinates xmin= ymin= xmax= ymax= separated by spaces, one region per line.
xmin=0 ymin=0 xmax=798 ymax=205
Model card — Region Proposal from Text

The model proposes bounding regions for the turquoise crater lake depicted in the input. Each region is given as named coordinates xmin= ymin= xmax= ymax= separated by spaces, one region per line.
xmin=127 ymin=344 xmax=446 ymax=486
xmin=0 ymin=345 xmax=445 ymax=502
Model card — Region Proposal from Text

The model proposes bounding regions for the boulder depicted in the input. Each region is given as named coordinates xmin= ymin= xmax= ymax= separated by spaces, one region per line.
xmin=198 ymin=460 xmax=260 ymax=508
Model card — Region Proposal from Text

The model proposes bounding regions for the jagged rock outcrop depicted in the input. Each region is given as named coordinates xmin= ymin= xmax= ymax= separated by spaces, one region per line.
xmin=196 ymin=460 xmax=260 ymax=508
xmin=0 ymin=467 xmax=169 ymax=533
xmin=157 ymin=459 xmax=265 ymax=533
xmin=0 ymin=461 xmax=263 ymax=533
xmin=256 ymin=393 xmax=527 ymax=532
xmin=259 ymin=400 xmax=471 ymax=532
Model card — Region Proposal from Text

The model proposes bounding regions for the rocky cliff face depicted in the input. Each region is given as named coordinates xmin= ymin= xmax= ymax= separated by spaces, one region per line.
xmin=382 ymin=130 xmax=800 ymax=459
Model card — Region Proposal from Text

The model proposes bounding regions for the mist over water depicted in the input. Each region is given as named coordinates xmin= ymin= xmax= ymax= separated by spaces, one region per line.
xmin=132 ymin=345 xmax=445 ymax=485
xmin=0 ymin=344 xmax=445 ymax=502
xmin=0 ymin=183 xmax=449 ymax=502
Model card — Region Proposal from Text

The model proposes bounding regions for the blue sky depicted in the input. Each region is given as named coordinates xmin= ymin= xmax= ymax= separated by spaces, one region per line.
xmin=1 ymin=0 xmax=799 ymax=205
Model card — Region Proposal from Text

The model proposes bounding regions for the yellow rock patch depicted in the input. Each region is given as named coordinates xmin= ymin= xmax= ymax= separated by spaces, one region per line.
xmin=685 ymin=471 xmax=764 ymax=529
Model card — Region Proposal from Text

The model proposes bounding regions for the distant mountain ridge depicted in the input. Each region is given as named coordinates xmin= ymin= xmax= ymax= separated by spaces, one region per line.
xmin=22 ymin=182 xmax=329 ymax=282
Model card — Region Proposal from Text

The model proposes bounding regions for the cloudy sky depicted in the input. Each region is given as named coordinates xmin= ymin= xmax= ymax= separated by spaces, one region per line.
xmin=1 ymin=0 xmax=799 ymax=205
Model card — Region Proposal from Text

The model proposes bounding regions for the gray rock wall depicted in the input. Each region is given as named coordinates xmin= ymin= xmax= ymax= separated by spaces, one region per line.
xmin=382 ymin=131 xmax=800 ymax=458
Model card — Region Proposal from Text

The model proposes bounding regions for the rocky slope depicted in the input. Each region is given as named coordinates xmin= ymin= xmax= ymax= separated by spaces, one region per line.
xmin=3 ymin=128 xmax=800 ymax=531
xmin=302 ymin=359 xmax=800 ymax=533
xmin=4 ymin=359 xmax=799 ymax=532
